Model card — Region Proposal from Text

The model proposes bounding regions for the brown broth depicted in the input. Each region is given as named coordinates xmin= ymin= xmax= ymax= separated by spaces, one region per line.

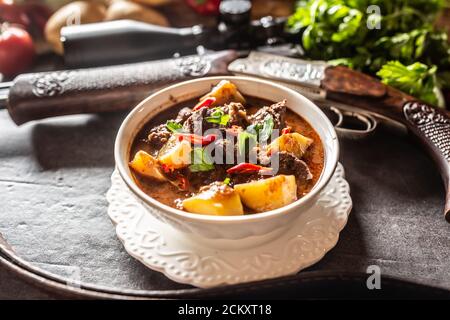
xmin=130 ymin=96 xmax=324 ymax=213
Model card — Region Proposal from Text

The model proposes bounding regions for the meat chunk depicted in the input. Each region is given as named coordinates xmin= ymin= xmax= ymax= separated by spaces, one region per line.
xmin=185 ymin=165 xmax=228 ymax=190
xmin=147 ymin=124 xmax=171 ymax=150
xmin=147 ymin=107 xmax=191 ymax=151
xmin=182 ymin=107 xmax=217 ymax=134
xmin=276 ymin=151 xmax=312 ymax=182
xmin=228 ymin=171 xmax=261 ymax=185
xmin=175 ymin=107 xmax=192 ymax=124
xmin=213 ymin=137 xmax=238 ymax=165
xmin=182 ymin=103 xmax=248 ymax=134
xmin=249 ymin=100 xmax=287 ymax=129
xmin=221 ymin=102 xmax=249 ymax=127
xmin=259 ymin=151 xmax=312 ymax=182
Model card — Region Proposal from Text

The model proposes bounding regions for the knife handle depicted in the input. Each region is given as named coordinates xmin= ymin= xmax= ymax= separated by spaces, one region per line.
xmin=323 ymin=66 xmax=450 ymax=222
xmin=6 ymin=50 xmax=237 ymax=125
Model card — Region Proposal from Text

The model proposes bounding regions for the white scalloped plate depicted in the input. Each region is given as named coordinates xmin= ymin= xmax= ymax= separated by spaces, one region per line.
xmin=106 ymin=163 xmax=351 ymax=288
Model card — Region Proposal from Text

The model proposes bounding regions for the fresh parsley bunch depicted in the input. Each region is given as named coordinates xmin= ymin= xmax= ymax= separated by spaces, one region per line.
xmin=287 ymin=0 xmax=450 ymax=107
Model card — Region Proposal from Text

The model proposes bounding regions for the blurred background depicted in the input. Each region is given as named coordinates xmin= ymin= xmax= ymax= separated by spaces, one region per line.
xmin=1 ymin=0 xmax=449 ymax=108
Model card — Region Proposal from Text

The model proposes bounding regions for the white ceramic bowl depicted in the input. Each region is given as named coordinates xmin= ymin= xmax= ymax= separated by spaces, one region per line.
xmin=115 ymin=76 xmax=339 ymax=240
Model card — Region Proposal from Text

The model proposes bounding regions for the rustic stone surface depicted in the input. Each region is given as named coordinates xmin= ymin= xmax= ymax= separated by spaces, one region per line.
xmin=0 ymin=109 xmax=449 ymax=298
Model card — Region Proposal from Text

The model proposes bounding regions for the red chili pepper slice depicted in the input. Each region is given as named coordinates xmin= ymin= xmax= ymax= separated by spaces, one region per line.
xmin=177 ymin=133 xmax=217 ymax=146
xmin=281 ymin=127 xmax=292 ymax=135
xmin=177 ymin=176 xmax=189 ymax=191
xmin=167 ymin=174 xmax=189 ymax=191
xmin=160 ymin=164 xmax=172 ymax=173
xmin=227 ymin=163 xmax=268 ymax=174
xmin=193 ymin=97 xmax=216 ymax=111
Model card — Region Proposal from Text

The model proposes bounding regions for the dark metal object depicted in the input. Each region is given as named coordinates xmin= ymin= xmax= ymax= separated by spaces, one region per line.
xmin=62 ymin=20 xmax=213 ymax=68
xmin=0 ymin=82 xmax=11 ymax=109
xmin=219 ymin=0 xmax=251 ymax=26
xmin=322 ymin=66 xmax=450 ymax=222
xmin=61 ymin=2 xmax=287 ymax=68
xmin=319 ymin=105 xmax=377 ymax=139
xmin=0 ymin=50 xmax=237 ymax=125
xmin=335 ymin=110 xmax=377 ymax=139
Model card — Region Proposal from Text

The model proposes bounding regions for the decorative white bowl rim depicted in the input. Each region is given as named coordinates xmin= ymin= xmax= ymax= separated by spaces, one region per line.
xmin=114 ymin=76 xmax=339 ymax=224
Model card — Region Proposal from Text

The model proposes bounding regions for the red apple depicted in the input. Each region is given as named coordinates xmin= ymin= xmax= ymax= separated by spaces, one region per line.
xmin=0 ymin=23 xmax=35 ymax=77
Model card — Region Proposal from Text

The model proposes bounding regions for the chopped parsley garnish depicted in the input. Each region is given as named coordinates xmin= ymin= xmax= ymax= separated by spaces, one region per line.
xmin=258 ymin=115 xmax=274 ymax=142
xmin=189 ymin=147 xmax=215 ymax=172
xmin=205 ymin=108 xmax=231 ymax=126
xmin=245 ymin=115 xmax=274 ymax=143
xmin=237 ymin=131 xmax=257 ymax=156
xmin=377 ymin=61 xmax=440 ymax=106
xmin=166 ymin=120 xmax=183 ymax=133
xmin=245 ymin=123 xmax=263 ymax=135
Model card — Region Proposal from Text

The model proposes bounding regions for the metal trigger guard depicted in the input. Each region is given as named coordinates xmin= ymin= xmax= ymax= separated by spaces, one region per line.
xmin=319 ymin=105 xmax=378 ymax=139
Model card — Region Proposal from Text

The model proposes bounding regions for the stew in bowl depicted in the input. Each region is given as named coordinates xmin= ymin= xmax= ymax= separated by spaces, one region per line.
xmin=129 ymin=80 xmax=325 ymax=216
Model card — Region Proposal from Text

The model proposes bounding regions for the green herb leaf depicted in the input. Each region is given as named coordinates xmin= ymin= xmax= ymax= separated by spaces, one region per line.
xmin=245 ymin=123 xmax=263 ymax=135
xmin=286 ymin=0 xmax=449 ymax=108
xmin=377 ymin=61 xmax=441 ymax=107
xmin=205 ymin=108 xmax=231 ymax=126
xmin=331 ymin=8 xmax=363 ymax=43
xmin=328 ymin=57 xmax=355 ymax=68
xmin=166 ymin=120 xmax=183 ymax=133
xmin=237 ymin=131 xmax=257 ymax=156
xmin=259 ymin=115 xmax=274 ymax=142
xmin=223 ymin=177 xmax=231 ymax=185
xmin=244 ymin=115 xmax=273 ymax=144
xmin=189 ymin=147 xmax=215 ymax=172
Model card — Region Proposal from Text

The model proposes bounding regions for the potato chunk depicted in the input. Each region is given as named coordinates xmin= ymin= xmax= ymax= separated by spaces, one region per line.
xmin=267 ymin=132 xmax=313 ymax=158
xmin=182 ymin=182 xmax=244 ymax=216
xmin=234 ymin=175 xmax=297 ymax=212
xmin=196 ymin=80 xmax=246 ymax=108
xmin=158 ymin=137 xmax=192 ymax=169
xmin=129 ymin=150 xmax=166 ymax=181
